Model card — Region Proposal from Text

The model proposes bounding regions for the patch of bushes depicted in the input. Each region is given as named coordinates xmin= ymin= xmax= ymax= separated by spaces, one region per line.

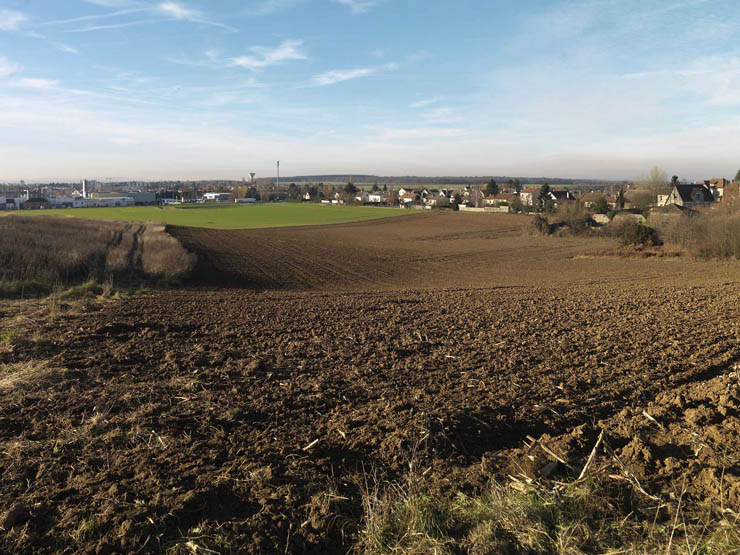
xmin=553 ymin=203 xmax=593 ymax=235
xmin=530 ymin=214 xmax=552 ymax=235
xmin=619 ymin=221 xmax=661 ymax=246
xmin=606 ymin=219 xmax=661 ymax=246
xmin=650 ymin=206 xmax=740 ymax=259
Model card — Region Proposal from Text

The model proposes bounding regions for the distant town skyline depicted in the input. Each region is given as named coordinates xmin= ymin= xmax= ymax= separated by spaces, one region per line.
xmin=1 ymin=0 xmax=740 ymax=181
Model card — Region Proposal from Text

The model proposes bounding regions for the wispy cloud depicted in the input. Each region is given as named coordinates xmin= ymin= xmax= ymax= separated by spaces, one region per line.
xmin=0 ymin=56 xmax=19 ymax=78
xmin=245 ymin=0 xmax=306 ymax=16
xmin=41 ymin=8 xmax=147 ymax=26
xmin=410 ymin=97 xmax=442 ymax=109
xmin=155 ymin=1 xmax=237 ymax=30
xmin=0 ymin=9 xmax=29 ymax=31
xmin=69 ymin=18 xmax=166 ymax=32
xmin=313 ymin=68 xmax=374 ymax=86
xmin=157 ymin=1 xmax=198 ymax=19
xmin=64 ymin=1 xmax=236 ymax=32
xmin=14 ymin=78 xmax=61 ymax=90
xmin=331 ymin=0 xmax=381 ymax=14
xmin=312 ymin=62 xmax=397 ymax=86
xmin=51 ymin=42 xmax=80 ymax=54
xmin=231 ymin=40 xmax=306 ymax=70
xmin=83 ymin=0 xmax=139 ymax=6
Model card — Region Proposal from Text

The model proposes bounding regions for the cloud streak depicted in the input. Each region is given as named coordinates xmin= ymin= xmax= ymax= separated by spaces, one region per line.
xmin=330 ymin=0 xmax=381 ymax=14
xmin=312 ymin=62 xmax=397 ymax=85
xmin=59 ymin=1 xmax=236 ymax=32
xmin=410 ymin=97 xmax=442 ymax=109
xmin=231 ymin=40 xmax=306 ymax=70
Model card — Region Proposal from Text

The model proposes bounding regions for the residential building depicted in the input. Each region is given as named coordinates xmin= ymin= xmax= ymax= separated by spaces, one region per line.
xmin=519 ymin=187 xmax=539 ymax=206
xmin=663 ymin=184 xmax=714 ymax=209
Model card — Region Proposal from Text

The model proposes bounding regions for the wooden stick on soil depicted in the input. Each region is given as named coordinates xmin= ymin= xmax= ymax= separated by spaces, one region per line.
xmin=602 ymin=437 xmax=661 ymax=502
xmin=578 ymin=430 xmax=604 ymax=480
xmin=538 ymin=440 xmax=576 ymax=472
xmin=642 ymin=410 xmax=665 ymax=431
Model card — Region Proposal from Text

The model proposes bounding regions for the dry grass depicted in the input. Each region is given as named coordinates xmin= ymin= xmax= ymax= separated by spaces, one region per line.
xmin=358 ymin=473 xmax=740 ymax=554
xmin=0 ymin=360 xmax=56 ymax=392
xmin=0 ymin=216 xmax=195 ymax=295
xmin=140 ymin=224 xmax=197 ymax=280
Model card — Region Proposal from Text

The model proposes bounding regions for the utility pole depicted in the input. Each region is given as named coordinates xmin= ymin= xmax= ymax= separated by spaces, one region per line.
xmin=276 ymin=161 xmax=280 ymax=192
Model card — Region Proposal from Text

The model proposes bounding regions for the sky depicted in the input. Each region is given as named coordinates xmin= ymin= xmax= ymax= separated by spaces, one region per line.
xmin=1 ymin=0 xmax=740 ymax=182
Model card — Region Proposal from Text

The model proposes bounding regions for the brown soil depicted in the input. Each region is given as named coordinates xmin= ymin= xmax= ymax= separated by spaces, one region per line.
xmin=2 ymin=212 xmax=740 ymax=553
xmin=168 ymin=212 xmax=732 ymax=290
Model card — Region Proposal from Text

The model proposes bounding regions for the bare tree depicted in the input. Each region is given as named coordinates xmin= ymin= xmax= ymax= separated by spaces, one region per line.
xmin=636 ymin=166 xmax=669 ymax=192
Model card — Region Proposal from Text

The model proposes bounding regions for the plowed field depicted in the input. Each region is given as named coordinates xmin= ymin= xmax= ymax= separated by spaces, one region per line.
xmin=168 ymin=212 xmax=732 ymax=289
xmin=1 ymin=212 xmax=740 ymax=553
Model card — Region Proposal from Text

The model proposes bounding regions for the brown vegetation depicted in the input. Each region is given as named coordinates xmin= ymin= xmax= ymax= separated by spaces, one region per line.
xmin=651 ymin=205 xmax=740 ymax=259
xmin=0 ymin=216 xmax=195 ymax=295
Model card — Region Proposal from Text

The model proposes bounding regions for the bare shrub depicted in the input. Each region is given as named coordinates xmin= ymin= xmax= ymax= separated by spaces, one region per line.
xmin=650 ymin=205 xmax=740 ymax=258
xmin=553 ymin=202 xmax=592 ymax=235
xmin=529 ymin=214 xmax=552 ymax=235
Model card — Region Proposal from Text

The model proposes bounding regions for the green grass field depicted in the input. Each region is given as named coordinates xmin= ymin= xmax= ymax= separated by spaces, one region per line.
xmin=23 ymin=203 xmax=411 ymax=230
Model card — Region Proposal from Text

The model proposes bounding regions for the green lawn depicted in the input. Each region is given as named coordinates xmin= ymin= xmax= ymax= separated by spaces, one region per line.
xmin=24 ymin=203 xmax=412 ymax=230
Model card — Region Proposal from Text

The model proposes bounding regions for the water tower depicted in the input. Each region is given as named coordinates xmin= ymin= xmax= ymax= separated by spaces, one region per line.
xmin=250 ymin=173 xmax=256 ymax=185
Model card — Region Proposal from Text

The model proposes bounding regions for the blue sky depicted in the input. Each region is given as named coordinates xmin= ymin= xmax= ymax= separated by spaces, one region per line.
xmin=1 ymin=0 xmax=739 ymax=181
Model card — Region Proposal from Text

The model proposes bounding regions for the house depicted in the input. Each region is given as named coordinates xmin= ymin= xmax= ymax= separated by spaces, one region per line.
xmin=484 ymin=193 xmax=517 ymax=207
xmin=23 ymin=197 xmax=51 ymax=210
xmin=202 ymin=192 xmax=232 ymax=202
xmin=400 ymin=193 xmax=420 ymax=205
xmin=519 ymin=187 xmax=540 ymax=206
xmin=663 ymin=184 xmax=714 ymax=209
xmin=355 ymin=191 xmax=370 ymax=203
xmin=550 ymin=190 xmax=576 ymax=204
xmin=367 ymin=192 xmax=385 ymax=204
xmin=425 ymin=193 xmax=450 ymax=207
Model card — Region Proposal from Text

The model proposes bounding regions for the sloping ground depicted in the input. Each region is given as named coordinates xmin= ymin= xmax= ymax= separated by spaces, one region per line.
xmin=2 ymin=281 xmax=740 ymax=553
xmin=0 ymin=215 xmax=194 ymax=289
xmin=168 ymin=212 xmax=734 ymax=290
